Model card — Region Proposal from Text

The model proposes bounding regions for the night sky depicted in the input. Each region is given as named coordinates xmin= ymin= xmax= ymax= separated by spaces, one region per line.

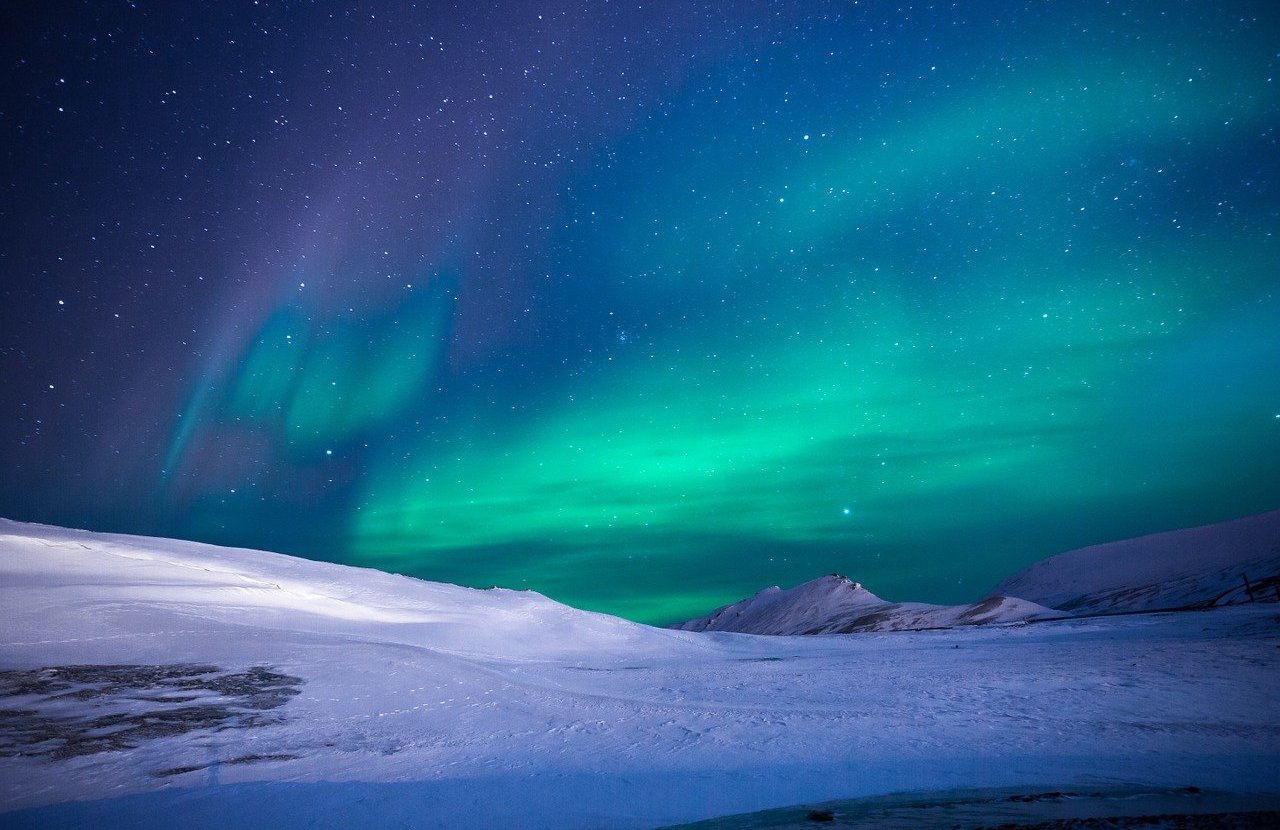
xmin=3 ymin=1 xmax=1278 ymax=624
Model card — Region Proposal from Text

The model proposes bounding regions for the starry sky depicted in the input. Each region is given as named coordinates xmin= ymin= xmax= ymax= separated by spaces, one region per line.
xmin=2 ymin=1 xmax=1278 ymax=624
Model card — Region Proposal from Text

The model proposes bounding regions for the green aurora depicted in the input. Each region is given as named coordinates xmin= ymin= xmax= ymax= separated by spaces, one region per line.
xmin=340 ymin=7 xmax=1280 ymax=621
xmin=44 ymin=1 xmax=1276 ymax=625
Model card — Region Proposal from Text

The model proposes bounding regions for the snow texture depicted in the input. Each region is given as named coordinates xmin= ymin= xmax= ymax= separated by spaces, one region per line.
xmin=677 ymin=510 xmax=1280 ymax=636
xmin=675 ymin=575 xmax=1057 ymax=634
xmin=2 ymin=516 xmax=1279 ymax=829
xmin=989 ymin=509 xmax=1280 ymax=614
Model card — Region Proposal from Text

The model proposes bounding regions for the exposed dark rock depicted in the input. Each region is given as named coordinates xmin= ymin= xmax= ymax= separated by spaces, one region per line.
xmin=0 ymin=664 xmax=303 ymax=760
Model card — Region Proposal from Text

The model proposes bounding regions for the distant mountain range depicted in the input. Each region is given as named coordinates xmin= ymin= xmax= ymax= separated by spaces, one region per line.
xmin=676 ymin=510 xmax=1280 ymax=635
xmin=988 ymin=509 xmax=1280 ymax=614
xmin=672 ymin=575 xmax=1057 ymax=635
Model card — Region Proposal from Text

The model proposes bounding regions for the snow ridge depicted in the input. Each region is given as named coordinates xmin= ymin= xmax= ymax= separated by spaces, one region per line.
xmin=675 ymin=574 xmax=1056 ymax=635
xmin=677 ymin=510 xmax=1280 ymax=634
xmin=988 ymin=509 xmax=1280 ymax=614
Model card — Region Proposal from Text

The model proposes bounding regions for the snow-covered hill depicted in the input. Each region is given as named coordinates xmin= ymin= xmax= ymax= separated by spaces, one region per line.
xmin=988 ymin=510 xmax=1280 ymax=614
xmin=2 ymin=517 xmax=1279 ymax=829
xmin=0 ymin=518 xmax=681 ymax=665
xmin=677 ymin=510 xmax=1280 ymax=635
xmin=674 ymin=574 xmax=1056 ymax=634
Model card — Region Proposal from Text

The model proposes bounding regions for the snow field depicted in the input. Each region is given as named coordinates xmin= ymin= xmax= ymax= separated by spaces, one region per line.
xmin=2 ymin=519 xmax=1278 ymax=828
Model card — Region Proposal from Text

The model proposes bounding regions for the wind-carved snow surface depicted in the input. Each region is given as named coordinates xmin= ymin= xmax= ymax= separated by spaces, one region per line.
xmin=675 ymin=575 xmax=1057 ymax=634
xmin=2 ymin=516 xmax=1279 ymax=829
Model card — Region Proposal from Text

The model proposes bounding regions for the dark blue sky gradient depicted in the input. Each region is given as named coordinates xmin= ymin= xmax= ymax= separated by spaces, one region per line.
xmin=2 ymin=1 xmax=1278 ymax=622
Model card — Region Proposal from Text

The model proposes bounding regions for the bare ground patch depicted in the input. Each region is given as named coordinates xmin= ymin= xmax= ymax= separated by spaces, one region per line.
xmin=0 ymin=664 xmax=302 ymax=760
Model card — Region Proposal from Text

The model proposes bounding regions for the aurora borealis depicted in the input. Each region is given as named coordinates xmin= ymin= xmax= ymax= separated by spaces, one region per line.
xmin=2 ymin=2 xmax=1278 ymax=623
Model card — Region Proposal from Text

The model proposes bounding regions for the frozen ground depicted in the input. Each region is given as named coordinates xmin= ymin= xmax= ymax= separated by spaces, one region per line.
xmin=1 ymin=518 xmax=1278 ymax=829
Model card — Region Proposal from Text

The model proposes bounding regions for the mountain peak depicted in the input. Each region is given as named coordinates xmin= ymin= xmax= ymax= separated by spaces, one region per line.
xmin=677 ymin=510 xmax=1280 ymax=635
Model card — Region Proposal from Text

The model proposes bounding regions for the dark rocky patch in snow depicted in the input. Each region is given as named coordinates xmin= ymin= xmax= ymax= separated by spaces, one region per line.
xmin=969 ymin=812 xmax=1280 ymax=828
xmin=0 ymin=664 xmax=301 ymax=759
xmin=225 ymin=752 xmax=299 ymax=764
xmin=662 ymin=787 xmax=1280 ymax=830
xmin=153 ymin=752 xmax=300 ymax=778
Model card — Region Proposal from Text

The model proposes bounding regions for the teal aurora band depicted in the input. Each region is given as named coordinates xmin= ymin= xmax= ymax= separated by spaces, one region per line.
xmin=2 ymin=1 xmax=1277 ymax=623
